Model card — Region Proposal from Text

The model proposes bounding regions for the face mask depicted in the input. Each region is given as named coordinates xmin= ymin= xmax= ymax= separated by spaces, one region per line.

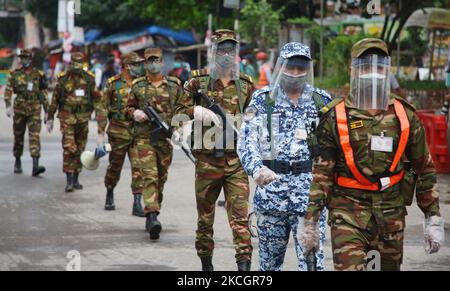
xmin=257 ymin=60 xmax=264 ymax=67
xmin=70 ymin=63 xmax=83 ymax=74
xmin=216 ymin=55 xmax=235 ymax=69
xmin=129 ymin=64 xmax=143 ymax=78
xmin=147 ymin=62 xmax=163 ymax=74
xmin=280 ymin=72 xmax=308 ymax=93
xmin=21 ymin=59 xmax=31 ymax=68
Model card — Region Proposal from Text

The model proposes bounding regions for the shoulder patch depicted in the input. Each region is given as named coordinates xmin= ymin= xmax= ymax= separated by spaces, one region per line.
xmin=393 ymin=94 xmax=416 ymax=112
xmin=132 ymin=76 xmax=146 ymax=86
xmin=190 ymin=68 xmax=208 ymax=78
xmin=239 ymin=72 xmax=253 ymax=84
xmin=108 ymin=75 xmax=121 ymax=84
xmin=167 ymin=76 xmax=182 ymax=86
xmin=320 ymin=97 xmax=343 ymax=115
xmin=58 ymin=71 xmax=66 ymax=79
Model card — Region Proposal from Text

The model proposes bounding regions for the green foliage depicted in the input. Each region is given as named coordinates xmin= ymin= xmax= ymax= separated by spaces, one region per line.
xmin=24 ymin=0 xmax=58 ymax=29
xmin=287 ymin=17 xmax=314 ymax=26
xmin=128 ymin=0 xmax=214 ymax=32
xmin=399 ymin=80 xmax=447 ymax=90
xmin=240 ymin=0 xmax=283 ymax=49
xmin=323 ymin=34 xmax=365 ymax=86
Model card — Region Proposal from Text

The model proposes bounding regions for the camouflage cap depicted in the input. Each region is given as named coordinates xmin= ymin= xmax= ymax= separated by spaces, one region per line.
xmin=211 ymin=29 xmax=238 ymax=44
xmin=351 ymin=38 xmax=389 ymax=59
xmin=17 ymin=49 xmax=32 ymax=58
xmin=122 ymin=52 xmax=144 ymax=64
xmin=144 ymin=47 xmax=162 ymax=60
xmin=280 ymin=42 xmax=311 ymax=60
xmin=71 ymin=52 xmax=85 ymax=64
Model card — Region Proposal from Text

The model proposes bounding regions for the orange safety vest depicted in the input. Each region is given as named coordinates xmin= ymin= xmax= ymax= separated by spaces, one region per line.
xmin=335 ymin=100 xmax=410 ymax=191
xmin=258 ymin=63 xmax=271 ymax=87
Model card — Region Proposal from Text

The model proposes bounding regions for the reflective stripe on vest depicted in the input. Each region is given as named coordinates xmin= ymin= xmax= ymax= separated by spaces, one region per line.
xmin=335 ymin=99 xmax=410 ymax=191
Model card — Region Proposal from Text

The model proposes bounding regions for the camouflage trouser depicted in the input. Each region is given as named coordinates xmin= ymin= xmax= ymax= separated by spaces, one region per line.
xmin=104 ymin=136 xmax=143 ymax=194
xmin=13 ymin=112 xmax=42 ymax=158
xmin=331 ymin=216 xmax=403 ymax=271
xmin=195 ymin=153 xmax=253 ymax=262
xmin=134 ymin=138 xmax=173 ymax=214
xmin=256 ymin=211 xmax=326 ymax=271
xmin=60 ymin=119 xmax=89 ymax=173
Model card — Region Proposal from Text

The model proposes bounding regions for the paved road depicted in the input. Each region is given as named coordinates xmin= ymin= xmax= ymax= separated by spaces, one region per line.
xmin=0 ymin=99 xmax=449 ymax=271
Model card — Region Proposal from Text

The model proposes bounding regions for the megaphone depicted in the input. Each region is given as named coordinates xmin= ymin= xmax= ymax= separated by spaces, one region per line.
xmin=81 ymin=143 xmax=112 ymax=171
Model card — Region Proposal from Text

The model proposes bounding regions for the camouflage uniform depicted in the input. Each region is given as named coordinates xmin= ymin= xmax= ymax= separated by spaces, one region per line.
xmin=305 ymin=39 xmax=441 ymax=271
xmin=4 ymin=49 xmax=48 ymax=161
xmin=175 ymin=30 xmax=255 ymax=265
xmin=127 ymin=49 xmax=183 ymax=215
xmin=102 ymin=54 xmax=143 ymax=195
xmin=48 ymin=52 xmax=105 ymax=175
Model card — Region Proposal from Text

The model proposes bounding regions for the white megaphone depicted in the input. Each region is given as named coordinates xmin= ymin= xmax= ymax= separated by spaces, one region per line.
xmin=81 ymin=143 xmax=112 ymax=171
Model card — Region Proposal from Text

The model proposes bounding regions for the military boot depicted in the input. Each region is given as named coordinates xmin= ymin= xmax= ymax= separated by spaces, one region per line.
xmin=146 ymin=212 xmax=162 ymax=240
xmin=237 ymin=260 xmax=251 ymax=271
xmin=32 ymin=157 xmax=46 ymax=177
xmin=200 ymin=256 xmax=214 ymax=272
xmin=105 ymin=188 xmax=116 ymax=211
xmin=65 ymin=173 xmax=74 ymax=193
xmin=132 ymin=194 xmax=145 ymax=217
xmin=73 ymin=172 xmax=83 ymax=190
xmin=14 ymin=157 xmax=22 ymax=174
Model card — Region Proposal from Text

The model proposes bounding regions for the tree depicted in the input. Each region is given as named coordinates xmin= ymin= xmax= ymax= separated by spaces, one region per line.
xmin=240 ymin=0 xmax=283 ymax=49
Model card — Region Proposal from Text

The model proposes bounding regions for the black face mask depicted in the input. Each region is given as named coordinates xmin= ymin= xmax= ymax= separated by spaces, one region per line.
xmin=280 ymin=73 xmax=308 ymax=93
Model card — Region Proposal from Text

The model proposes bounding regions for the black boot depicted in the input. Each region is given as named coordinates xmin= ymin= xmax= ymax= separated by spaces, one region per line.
xmin=65 ymin=173 xmax=74 ymax=193
xmin=14 ymin=157 xmax=22 ymax=174
xmin=132 ymin=194 xmax=145 ymax=217
xmin=146 ymin=212 xmax=162 ymax=240
xmin=105 ymin=188 xmax=116 ymax=211
xmin=200 ymin=256 xmax=214 ymax=272
xmin=237 ymin=260 xmax=251 ymax=271
xmin=32 ymin=157 xmax=46 ymax=177
xmin=73 ymin=172 xmax=83 ymax=190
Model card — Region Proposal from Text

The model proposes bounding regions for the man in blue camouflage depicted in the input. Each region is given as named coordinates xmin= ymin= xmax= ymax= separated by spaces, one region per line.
xmin=237 ymin=42 xmax=331 ymax=271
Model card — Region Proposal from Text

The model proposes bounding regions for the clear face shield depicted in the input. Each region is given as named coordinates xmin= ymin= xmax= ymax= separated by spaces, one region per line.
xmin=269 ymin=56 xmax=314 ymax=101
xmin=350 ymin=54 xmax=391 ymax=111
xmin=208 ymin=40 xmax=240 ymax=80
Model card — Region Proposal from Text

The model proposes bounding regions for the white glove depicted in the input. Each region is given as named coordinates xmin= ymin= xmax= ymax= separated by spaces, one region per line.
xmin=194 ymin=106 xmax=221 ymax=127
xmin=6 ymin=106 xmax=12 ymax=118
xmin=424 ymin=216 xmax=445 ymax=254
xmin=299 ymin=222 xmax=320 ymax=254
xmin=46 ymin=120 xmax=54 ymax=134
xmin=253 ymin=167 xmax=280 ymax=186
xmin=97 ymin=134 xmax=106 ymax=146
xmin=133 ymin=109 xmax=148 ymax=123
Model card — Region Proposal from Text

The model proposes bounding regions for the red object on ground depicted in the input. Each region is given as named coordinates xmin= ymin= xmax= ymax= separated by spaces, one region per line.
xmin=416 ymin=110 xmax=450 ymax=173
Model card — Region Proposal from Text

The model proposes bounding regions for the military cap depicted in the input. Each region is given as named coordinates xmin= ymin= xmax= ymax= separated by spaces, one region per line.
xmin=71 ymin=52 xmax=85 ymax=64
xmin=17 ymin=49 xmax=32 ymax=58
xmin=144 ymin=47 xmax=162 ymax=60
xmin=122 ymin=52 xmax=144 ymax=64
xmin=280 ymin=42 xmax=311 ymax=60
xmin=211 ymin=29 xmax=238 ymax=44
xmin=351 ymin=38 xmax=389 ymax=59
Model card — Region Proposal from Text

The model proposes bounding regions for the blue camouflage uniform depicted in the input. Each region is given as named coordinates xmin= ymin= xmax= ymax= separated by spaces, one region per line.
xmin=237 ymin=43 xmax=331 ymax=271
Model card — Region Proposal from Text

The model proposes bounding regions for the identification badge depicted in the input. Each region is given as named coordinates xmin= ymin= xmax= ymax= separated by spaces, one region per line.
xmin=295 ymin=128 xmax=308 ymax=141
xmin=75 ymin=89 xmax=85 ymax=97
xmin=371 ymin=136 xmax=393 ymax=153
xmin=27 ymin=82 xmax=34 ymax=91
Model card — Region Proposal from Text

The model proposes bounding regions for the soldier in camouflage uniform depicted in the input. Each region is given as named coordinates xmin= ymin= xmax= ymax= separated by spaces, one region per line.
xmin=174 ymin=30 xmax=254 ymax=271
xmin=101 ymin=52 xmax=145 ymax=217
xmin=4 ymin=49 xmax=48 ymax=176
xmin=238 ymin=42 xmax=331 ymax=271
xmin=300 ymin=39 xmax=444 ymax=271
xmin=47 ymin=52 xmax=106 ymax=193
xmin=127 ymin=47 xmax=183 ymax=241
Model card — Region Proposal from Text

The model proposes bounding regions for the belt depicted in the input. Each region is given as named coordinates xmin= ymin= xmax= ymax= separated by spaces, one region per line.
xmin=60 ymin=104 xmax=92 ymax=114
xmin=263 ymin=160 xmax=313 ymax=175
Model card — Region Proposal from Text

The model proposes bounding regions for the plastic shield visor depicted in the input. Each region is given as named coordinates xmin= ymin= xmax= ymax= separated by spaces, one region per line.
xmin=269 ymin=56 xmax=314 ymax=101
xmin=208 ymin=40 xmax=240 ymax=81
xmin=350 ymin=55 xmax=391 ymax=111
